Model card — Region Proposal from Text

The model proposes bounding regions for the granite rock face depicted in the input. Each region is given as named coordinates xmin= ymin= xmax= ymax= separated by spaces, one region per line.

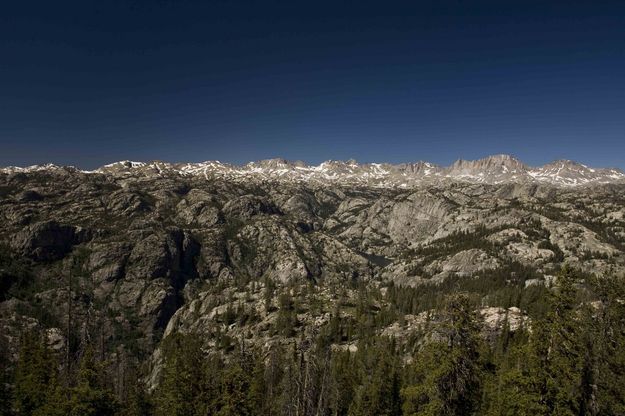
xmin=12 ymin=221 xmax=91 ymax=261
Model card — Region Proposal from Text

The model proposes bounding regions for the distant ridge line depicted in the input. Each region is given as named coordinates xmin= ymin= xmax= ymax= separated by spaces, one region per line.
xmin=2 ymin=154 xmax=624 ymax=187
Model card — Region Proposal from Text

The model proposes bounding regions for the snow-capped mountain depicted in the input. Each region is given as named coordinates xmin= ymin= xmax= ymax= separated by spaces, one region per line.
xmin=528 ymin=160 xmax=625 ymax=186
xmin=1 ymin=155 xmax=624 ymax=187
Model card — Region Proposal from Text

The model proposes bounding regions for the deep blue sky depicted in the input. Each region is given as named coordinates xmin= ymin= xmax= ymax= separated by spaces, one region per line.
xmin=1 ymin=0 xmax=624 ymax=169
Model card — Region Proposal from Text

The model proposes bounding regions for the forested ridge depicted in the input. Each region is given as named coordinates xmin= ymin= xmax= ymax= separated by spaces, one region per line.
xmin=3 ymin=268 xmax=625 ymax=416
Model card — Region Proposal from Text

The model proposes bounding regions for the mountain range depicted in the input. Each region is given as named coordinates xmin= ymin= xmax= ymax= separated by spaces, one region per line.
xmin=2 ymin=154 xmax=624 ymax=187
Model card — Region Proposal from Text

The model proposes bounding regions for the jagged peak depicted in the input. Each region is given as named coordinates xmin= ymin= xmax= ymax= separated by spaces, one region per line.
xmin=102 ymin=160 xmax=146 ymax=168
xmin=247 ymin=158 xmax=298 ymax=169
xmin=452 ymin=154 xmax=523 ymax=166
xmin=542 ymin=159 xmax=584 ymax=168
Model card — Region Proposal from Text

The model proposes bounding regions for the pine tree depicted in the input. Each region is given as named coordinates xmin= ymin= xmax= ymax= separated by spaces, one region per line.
xmin=12 ymin=330 xmax=59 ymax=416
xmin=118 ymin=365 xmax=152 ymax=416
xmin=531 ymin=267 xmax=584 ymax=416
xmin=218 ymin=351 xmax=253 ymax=416
xmin=275 ymin=292 xmax=297 ymax=337
xmin=66 ymin=346 xmax=118 ymax=416
xmin=349 ymin=339 xmax=401 ymax=416
xmin=590 ymin=273 xmax=625 ymax=414
xmin=153 ymin=333 xmax=208 ymax=416
xmin=402 ymin=294 xmax=483 ymax=416
xmin=279 ymin=344 xmax=302 ymax=416
xmin=578 ymin=302 xmax=599 ymax=416
xmin=119 ymin=380 xmax=152 ymax=416
xmin=328 ymin=349 xmax=359 ymax=416
xmin=482 ymin=340 xmax=546 ymax=416
xmin=263 ymin=345 xmax=285 ymax=416
xmin=32 ymin=376 xmax=70 ymax=416
xmin=247 ymin=352 xmax=267 ymax=415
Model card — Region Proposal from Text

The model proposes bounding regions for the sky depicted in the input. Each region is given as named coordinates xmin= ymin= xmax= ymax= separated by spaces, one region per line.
xmin=1 ymin=0 xmax=624 ymax=169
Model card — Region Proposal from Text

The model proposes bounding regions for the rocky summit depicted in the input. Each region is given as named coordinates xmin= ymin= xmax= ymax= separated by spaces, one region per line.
xmin=1 ymin=154 xmax=625 ymax=413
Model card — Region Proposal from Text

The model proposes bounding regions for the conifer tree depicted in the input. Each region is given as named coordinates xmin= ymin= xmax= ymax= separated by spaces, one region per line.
xmin=119 ymin=377 xmax=152 ymax=416
xmin=263 ymin=345 xmax=285 ymax=416
xmin=327 ymin=349 xmax=358 ymax=416
xmin=247 ymin=352 xmax=267 ymax=415
xmin=12 ymin=330 xmax=59 ymax=416
xmin=349 ymin=339 xmax=401 ymax=416
xmin=275 ymin=292 xmax=297 ymax=337
xmin=32 ymin=376 xmax=70 ymax=416
xmin=590 ymin=274 xmax=625 ymax=414
xmin=530 ymin=267 xmax=583 ymax=416
xmin=217 ymin=356 xmax=251 ymax=416
xmin=66 ymin=346 xmax=118 ymax=416
xmin=402 ymin=294 xmax=483 ymax=416
xmin=153 ymin=333 xmax=208 ymax=416
xmin=117 ymin=363 xmax=152 ymax=416
xmin=482 ymin=340 xmax=546 ymax=416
